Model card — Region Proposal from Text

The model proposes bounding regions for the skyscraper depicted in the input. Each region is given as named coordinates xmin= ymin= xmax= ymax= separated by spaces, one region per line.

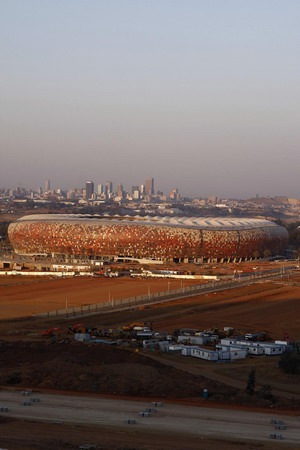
xmin=145 ymin=178 xmax=154 ymax=196
xmin=105 ymin=181 xmax=113 ymax=195
xmin=117 ymin=183 xmax=124 ymax=197
xmin=44 ymin=179 xmax=50 ymax=193
xmin=85 ymin=181 xmax=94 ymax=199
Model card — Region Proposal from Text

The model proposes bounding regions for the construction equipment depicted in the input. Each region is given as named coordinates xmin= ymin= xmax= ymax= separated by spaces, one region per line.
xmin=109 ymin=328 xmax=128 ymax=339
xmin=66 ymin=323 xmax=86 ymax=334
xmin=86 ymin=327 xmax=100 ymax=337
xmin=245 ymin=332 xmax=270 ymax=341
xmin=122 ymin=322 xmax=145 ymax=331
xmin=42 ymin=327 xmax=61 ymax=337
xmin=203 ymin=327 xmax=227 ymax=339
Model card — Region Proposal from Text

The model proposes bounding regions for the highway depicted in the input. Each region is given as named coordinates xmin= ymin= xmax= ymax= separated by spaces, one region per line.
xmin=0 ymin=390 xmax=300 ymax=445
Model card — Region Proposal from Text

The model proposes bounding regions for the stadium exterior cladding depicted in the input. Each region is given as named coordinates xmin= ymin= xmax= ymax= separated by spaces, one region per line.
xmin=8 ymin=214 xmax=288 ymax=263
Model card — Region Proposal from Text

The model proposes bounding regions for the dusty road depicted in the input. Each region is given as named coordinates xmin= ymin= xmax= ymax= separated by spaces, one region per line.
xmin=0 ymin=390 xmax=299 ymax=445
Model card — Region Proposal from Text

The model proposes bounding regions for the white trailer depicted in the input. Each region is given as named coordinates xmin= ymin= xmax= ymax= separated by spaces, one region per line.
xmin=167 ymin=345 xmax=184 ymax=353
xmin=244 ymin=345 xmax=264 ymax=355
xmin=191 ymin=348 xmax=219 ymax=361
xmin=217 ymin=350 xmax=230 ymax=360
xmin=181 ymin=345 xmax=201 ymax=356
xmin=263 ymin=345 xmax=285 ymax=355
xmin=216 ymin=344 xmax=247 ymax=359
xmin=220 ymin=338 xmax=239 ymax=346
xmin=228 ymin=349 xmax=247 ymax=360
xmin=236 ymin=340 xmax=286 ymax=355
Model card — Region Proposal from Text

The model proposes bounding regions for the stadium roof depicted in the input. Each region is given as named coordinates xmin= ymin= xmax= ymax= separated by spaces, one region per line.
xmin=16 ymin=214 xmax=280 ymax=231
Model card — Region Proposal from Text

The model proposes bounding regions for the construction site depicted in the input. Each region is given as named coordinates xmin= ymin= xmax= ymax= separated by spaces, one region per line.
xmin=0 ymin=213 xmax=299 ymax=448
xmin=1 ymin=257 xmax=300 ymax=449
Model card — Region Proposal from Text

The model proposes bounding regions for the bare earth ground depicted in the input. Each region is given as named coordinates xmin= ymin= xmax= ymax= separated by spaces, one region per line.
xmin=1 ymin=274 xmax=300 ymax=449
xmin=1 ymin=275 xmax=300 ymax=339
xmin=0 ymin=276 xmax=198 ymax=318
xmin=149 ymin=282 xmax=300 ymax=340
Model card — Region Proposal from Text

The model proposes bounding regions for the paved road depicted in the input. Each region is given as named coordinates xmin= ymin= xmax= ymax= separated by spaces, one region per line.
xmin=0 ymin=390 xmax=299 ymax=445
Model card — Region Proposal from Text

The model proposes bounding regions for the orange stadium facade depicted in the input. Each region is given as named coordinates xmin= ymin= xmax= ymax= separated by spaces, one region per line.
xmin=8 ymin=214 xmax=288 ymax=263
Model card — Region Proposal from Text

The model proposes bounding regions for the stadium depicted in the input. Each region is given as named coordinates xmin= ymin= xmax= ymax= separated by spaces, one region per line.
xmin=8 ymin=214 xmax=288 ymax=263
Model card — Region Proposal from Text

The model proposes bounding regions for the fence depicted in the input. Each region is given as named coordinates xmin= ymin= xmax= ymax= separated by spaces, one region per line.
xmin=33 ymin=266 xmax=298 ymax=319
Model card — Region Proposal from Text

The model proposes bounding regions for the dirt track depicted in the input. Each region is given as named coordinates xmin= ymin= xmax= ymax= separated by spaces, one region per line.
xmin=1 ymin=390 xmax=299 ymax=449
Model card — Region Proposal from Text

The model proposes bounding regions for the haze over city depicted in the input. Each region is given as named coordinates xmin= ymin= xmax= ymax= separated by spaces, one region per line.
xmin=1 ymin=1 xmax=300 ymax=198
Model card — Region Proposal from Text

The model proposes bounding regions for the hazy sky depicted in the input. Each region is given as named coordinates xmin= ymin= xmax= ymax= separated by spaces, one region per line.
xmin=1 ymin=0 xmax=299 ymax=198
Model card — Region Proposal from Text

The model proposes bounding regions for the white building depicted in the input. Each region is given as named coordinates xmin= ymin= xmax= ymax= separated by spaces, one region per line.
xmin=181 ymin=346 xmax=201 ymax=356
xmin=190 ymin=348 xmax=219 ymax=361
xmin=220 ymin=339 xmax=286 ymax=356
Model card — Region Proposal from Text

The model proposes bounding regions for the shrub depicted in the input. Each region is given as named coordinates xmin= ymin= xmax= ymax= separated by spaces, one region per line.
xmin=278 ymin=353 xmax=300 ymax=374
xmin=6 ymin=372 xmax=22 ymax=385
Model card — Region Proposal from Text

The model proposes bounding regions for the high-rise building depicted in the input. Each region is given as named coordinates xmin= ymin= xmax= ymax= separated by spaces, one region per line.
xmin=169 ymin=188 xmax=179 ymax=200
xmin=105 ymin=181 xmax=113 ymax=195
xmin=145 ymin=178 xmax=154 ymax=196
xmin=44 ymin=179 xmax=50 ymax=193
xmin=133 ymin=190 xmax=140 ymax=200
xmin=117 ymin=183 xmax=124 ymax=197
xmin=97 ymin=184 xmax=104 ymax=195
xmin=85 ymin=181 xmax=94 ymax=200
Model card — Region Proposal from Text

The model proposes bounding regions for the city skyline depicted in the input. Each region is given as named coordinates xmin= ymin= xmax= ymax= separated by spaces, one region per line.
xmin=3 ymin=175 xmax=300 ymax=202
xmin=1 ymin=1 xmax=300 ymax=199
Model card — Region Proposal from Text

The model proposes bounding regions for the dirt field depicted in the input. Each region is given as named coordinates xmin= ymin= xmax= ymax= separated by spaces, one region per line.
xmin=0 ymin=340 xmax=299 ymax=409
xmin=1 ymin=274 xmax=300 ymax=449
xmin=149 ymin=282 xmax=300 ymax=340
xmin=0 ymin=276 xmax=198 ymax=319
xmin=1 ymin=277 xmax=300 ymax=339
